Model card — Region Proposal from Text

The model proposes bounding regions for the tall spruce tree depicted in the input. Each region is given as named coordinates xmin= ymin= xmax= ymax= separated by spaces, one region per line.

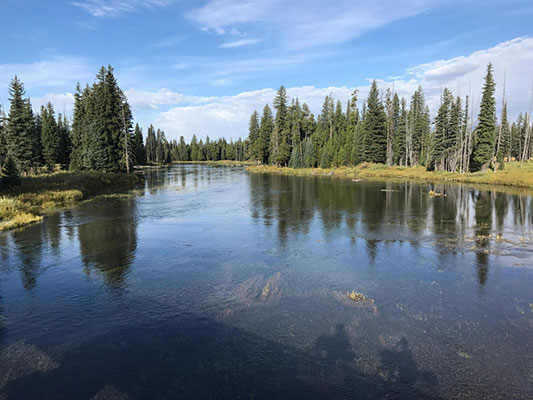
xmin=363 ymin=80 xmax=387 ymax=163
xmin=132 ymin=124 xmax=146 ymax=165
xmin=247 ymin=111 xmax=260 ymax=162
xmin=41 ymin=102 xmax=60 ymax=170
xmin=256 ymin=104 xmax=273 ymax=164
xmin=472 ymin=63 xmax=496 ymax=171
xmin=0 ymin=106 xmax=6 ymax=168
xmin=6 ymin=76 xmax=36 ymax=174
xmin=57 ymin=114 xmax=72 ymax=168
xmin=69 ymin=83 xmax=85 ymax=170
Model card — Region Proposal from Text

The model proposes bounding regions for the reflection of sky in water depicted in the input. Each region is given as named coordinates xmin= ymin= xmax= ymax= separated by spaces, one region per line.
xmin=0 ymin=165 xmax=532 ymax=399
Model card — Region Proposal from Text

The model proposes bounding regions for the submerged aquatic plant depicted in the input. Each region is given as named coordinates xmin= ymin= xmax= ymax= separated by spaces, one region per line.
xmin=347 ymin=290 xmax=370 ymax=302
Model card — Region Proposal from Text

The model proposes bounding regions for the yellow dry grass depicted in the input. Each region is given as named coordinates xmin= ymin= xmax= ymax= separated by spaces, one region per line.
xmin=247 ymin=161 xmax=533 ymax=190
xmin=0 ymin=171 xmax=142 ymax=232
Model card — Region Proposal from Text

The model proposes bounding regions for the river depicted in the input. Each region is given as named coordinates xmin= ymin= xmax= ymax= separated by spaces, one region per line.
xmin=0 ymin=165 xmax=532 ymax=399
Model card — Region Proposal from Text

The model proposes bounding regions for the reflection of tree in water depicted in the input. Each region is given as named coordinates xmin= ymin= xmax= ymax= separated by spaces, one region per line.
xmin=11 ymin=225 xmax=45 ymax=290
xmin=512 ymin=195 xmax=527 ymax=227
xmin=474 ymin=191 xmax=492 ymax=287
xmin=78 ymin=198 xmax=138 ymax=288
xmin=249 ymin=174 xmax=530 ymax=284
xmin=0 ymin=287 xmax=5 ymax=343
xmin=44 ymin=213 xmax=62 ymax=255
xmin=494 ymin=191 xmax=508 ymax=233
xmin=0 ymin=234 xmax=9 ymax=264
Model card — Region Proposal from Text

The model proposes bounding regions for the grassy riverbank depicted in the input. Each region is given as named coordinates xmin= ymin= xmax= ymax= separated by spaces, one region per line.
xmin=247 ymin=162 xmax=533 ymax=189
xmin=0 ymin=171 xmax=143 ymax=231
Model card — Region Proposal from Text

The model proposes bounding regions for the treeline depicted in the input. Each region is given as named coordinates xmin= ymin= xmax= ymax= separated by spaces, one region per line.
xmin=0 ymin=64 xmax=250 ymax=185
xmin=142 ymin=128 xmax=248 ymax=164
xmin=245 ymin=63 xmax=532 ymax=172
xmin=2 ymin=63 xmax=531 ymax=181
xmin=0 ymin=66 xmax=141 ymax=185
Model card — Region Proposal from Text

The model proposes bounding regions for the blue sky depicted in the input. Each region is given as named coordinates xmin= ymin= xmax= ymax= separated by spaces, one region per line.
xmin=1 ymin=0 xmax=533 ymax=141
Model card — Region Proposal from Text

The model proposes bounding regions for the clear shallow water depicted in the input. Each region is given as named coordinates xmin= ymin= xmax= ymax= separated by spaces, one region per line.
xmin=0 ymin=165 xmax=532 ymax=399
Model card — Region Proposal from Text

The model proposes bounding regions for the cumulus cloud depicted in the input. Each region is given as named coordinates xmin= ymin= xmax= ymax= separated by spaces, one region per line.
xmin=152 ymin=37 xmax=533 ymax=141
xmin=125 ymin=88 xmax=217 ymax=110
xmin=7 ymin=37 xmax=532 ymax=144
xmin=32 ymin=93 xmax=75 ymax=115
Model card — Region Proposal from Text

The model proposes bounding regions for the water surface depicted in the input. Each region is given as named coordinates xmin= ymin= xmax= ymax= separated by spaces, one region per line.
xmin=0 ymin=165 xmax=532 ymax=399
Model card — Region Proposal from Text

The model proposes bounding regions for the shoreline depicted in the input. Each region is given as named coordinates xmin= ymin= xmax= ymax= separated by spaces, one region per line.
xmin=136 ymin=160 xmax=253 ymax=167
xmin=246 ymin=162 xmax=533 ymax=192
xmin=0 ymin=171 xmax=143 ymax=232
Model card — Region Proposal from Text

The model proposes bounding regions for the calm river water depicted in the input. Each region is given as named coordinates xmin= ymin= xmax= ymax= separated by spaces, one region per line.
xmin=0 ymin=165 xmax=532 ymax=399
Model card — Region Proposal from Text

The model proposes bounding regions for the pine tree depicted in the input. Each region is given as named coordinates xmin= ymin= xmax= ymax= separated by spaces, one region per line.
xmin=302 ymin=137 xmax=316 ymax=167
xmin=1 ymin=155 xmax=20 ymax=187
xmin=145 ymin=125 xmax=157 ymax=163
xmin=178 ymin=136 xmax=189 ymax=161
xmin=69 ymin=83 xmax=85 ymax=170
xmin=0 ymin=106 xmax=6 ymax=169
xmin=408 ymin=86 xmax=430 ymax=166
xmin=363 ymin=80 xmax=387 ymax=163
xmin=6 ymin=76 xmax=35 ymax=174
xmin=256 ymin=104 xmax=273 ymax=164
xmin=57 ymin=114 xmax=72 ymax=168
xmin=269 ymin=86 xmax=290 ymax=166
xmin=432 ymin=88 xmax=454 ymax=171
xmin=132 ymin=124 xmax=146 ymax=165
xmin=41 ymin=102 xmax=60 ymax=170
xmin=499 ymin=102 xmax=511 ymax=162
xmin=247 ymin=111 xmax=260 ymax=161
xmin=190 ymin=135 xmax=199 ymax=161
xmin=396 ymin=98 xmax=408 ymax=166
xmin=472 ymin=63 xmax=496 ymax=171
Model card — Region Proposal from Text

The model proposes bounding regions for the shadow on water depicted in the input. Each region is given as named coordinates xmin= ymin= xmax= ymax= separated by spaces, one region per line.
xmin=0 ymin=313 xmax=441 ymax=400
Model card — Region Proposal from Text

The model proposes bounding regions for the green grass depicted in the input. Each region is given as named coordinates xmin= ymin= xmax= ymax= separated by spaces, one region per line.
xmin=247 ymin=161 xmax=533 ymax=191
xmin=0 ymin=171 xmax=143 ymax=232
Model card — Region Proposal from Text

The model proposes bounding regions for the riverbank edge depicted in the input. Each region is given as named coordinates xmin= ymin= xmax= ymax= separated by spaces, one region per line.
xmin=246 ymin=162 xmax=533 ymax=190
xmin=0 ymin=171 xmax=144 ymax=232
xmin=136 ymin=160 xmax=253 ymax=167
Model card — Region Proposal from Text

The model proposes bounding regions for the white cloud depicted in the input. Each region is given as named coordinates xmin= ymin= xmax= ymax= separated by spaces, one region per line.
xmin=0 ymin=56 xmax=92 ymax=103
xmin=188 ymin=0 xmax=455 ymax=49
xmin=220 ymin=38 xmax=262 ymax=48
xmin=125 ymin=88 xmax=217 ymax=110
xmin=151 ymin=37 xmax=533 ymax=142
xmin=32 ymin=93 xmax=75 ymax=115
xmin=187 ymin=0 xmax=276 ymax=32
xmin=72 ymin=0 xmax=176 ymax=17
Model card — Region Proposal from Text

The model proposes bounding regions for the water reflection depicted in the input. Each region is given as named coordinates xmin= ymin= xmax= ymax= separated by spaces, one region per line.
xmin=249 ymin=173 xmax=533 ymax=288
xmin=77 ymin=198 xmax=138 ymax=288
xmin=12 ymin=224 xmax=45 ymax=290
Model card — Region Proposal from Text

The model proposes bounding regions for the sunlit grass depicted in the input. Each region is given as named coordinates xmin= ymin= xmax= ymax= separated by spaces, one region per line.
xmin=247 ymin=161 xmax=533 ymax=190
xmin=0 ymin=171 xmax=142 ymax=231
